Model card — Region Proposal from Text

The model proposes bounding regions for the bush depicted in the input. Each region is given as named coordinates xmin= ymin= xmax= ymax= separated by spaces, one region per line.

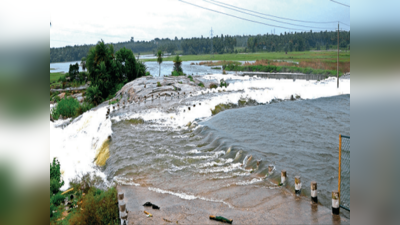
xmin=210 ymin=83 xmax=218 ymax=89
xmin=54 ymin=95 xmax=61 ymax=103
xmin=171 ymin=71 xmax=185 ymax=76
xmin=187 ymin=75 xmax=194 ymax=82
xmin=157 ymin=82 xmax=162 ymax=87
xmin=76 ymin=102 xmax=94 ymax=115
xmin=220 ymin=79 xmax=228 ymax=88
xmin=50 ymin=158 xmax=64 ymax=195
xmin=67 ymin=187 xmax=120 ymax=225
xmin=69 ymin=172 xmax=104 ymax=194
xmin=198 ymin=82 xmax=205 ymax=87
xmin=58 ymin=75 xmax=66 ymax=83
xmin=51 ymin=97 xmax=80 ymax=120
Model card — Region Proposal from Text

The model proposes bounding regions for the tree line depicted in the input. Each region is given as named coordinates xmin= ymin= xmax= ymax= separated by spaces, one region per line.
xmin=50 ymin=30 xmax=350 ymax=63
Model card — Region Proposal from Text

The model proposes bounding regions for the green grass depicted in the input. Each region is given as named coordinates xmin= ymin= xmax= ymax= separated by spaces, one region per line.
xmin=50 ymin=68 xmax=56 ymax=70
xmin=50 ymin=72 xmax=64 ymax=83
xmin=224 ymin=64 xmax=340 ymax=76
xmin=142 ymin=50 xmax=350 ymax=63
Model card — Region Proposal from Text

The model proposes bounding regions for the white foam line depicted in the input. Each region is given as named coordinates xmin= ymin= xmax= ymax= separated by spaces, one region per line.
xmin=199 ymin=163 xmax=243 ymax=174
xmin=236 ymin=177 xmax=265 ymax=186
xmin=113 ymin=176 xmax=140 ymax=186
xmin=197 ymin=158 xmax=234 ymax=168
xmin=148 ymin=187 xmax=233 ymax=208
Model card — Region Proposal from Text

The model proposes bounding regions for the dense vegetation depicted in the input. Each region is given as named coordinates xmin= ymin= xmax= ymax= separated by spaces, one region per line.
xmin=86 ymin=40 xmax=147 ymax=103
xmin=50 ymin=159 xmax=120 ymax=225
xmin=50 ymin=30 xmax=350 ymax=63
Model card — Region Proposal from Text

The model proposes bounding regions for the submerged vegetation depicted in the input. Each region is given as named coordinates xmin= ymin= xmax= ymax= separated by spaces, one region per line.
xmin=211 ymin=99 xmax=259 ymax=115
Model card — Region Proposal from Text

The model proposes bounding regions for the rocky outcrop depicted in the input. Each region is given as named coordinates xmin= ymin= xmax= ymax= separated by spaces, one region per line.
xmin=115 ymin=76 xmax=205 ymax=103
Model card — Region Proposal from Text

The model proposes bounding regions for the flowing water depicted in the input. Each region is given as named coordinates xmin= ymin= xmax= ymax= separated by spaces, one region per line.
xmin=50 ymin=75 xmax=350 ymax=210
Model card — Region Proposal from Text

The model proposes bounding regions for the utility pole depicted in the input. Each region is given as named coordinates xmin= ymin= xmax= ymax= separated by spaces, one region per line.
xmin=210 ymin=27 xmax=214 ymax=59
xmin=337 ymin=23 xmax=339 ymax=88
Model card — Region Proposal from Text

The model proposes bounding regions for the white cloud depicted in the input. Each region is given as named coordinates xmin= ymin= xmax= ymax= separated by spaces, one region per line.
xmin=50 ymin=0 xmax=350 ymax=47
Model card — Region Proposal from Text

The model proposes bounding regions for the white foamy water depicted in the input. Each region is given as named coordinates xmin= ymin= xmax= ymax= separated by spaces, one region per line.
xmin=50 ymin=75 xmax=349 ymax=191
xmin=148 ymin=187 xmax=233 ymax=208
xmin=132 ymin=75 xmax=350 ymax=128
xmin=50 ymin=106 xmax=112 ymax=190
xmin=113 ymin=176 xmax=140 ymax=186
xmin=236 ymin=177 xmax=265 ymax=186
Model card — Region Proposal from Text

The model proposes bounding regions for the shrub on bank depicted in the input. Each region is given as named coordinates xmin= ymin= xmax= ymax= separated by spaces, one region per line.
xmin=66 ymin=187 xmax=120 ymax=225
xmin=51 ymin=97 xmax=80 ymax=120
xmin=50 ymin=158 xmax=64 ymax=194
xmin=171 ymin=71 xmax=185 ymax=76
xmin=210 ymin=83 xmax=218 ymax=89
xmin=49 ymin=160 xmax=120 ymax=225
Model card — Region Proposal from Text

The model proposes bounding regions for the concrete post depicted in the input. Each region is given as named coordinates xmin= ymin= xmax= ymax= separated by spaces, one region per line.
xmin=281 ymin=170 xmax=286 ymax=185
xmin=332 ymin=190 xmax=340 ymax=215
xmin=119 ymin=202 xmax=126 ymax=212
xmin=295 ymin=176 xmax=301 ymax=195
xmin=118 ymin=193 xmax=124 ymax=200
xmin=311 ymin=181 xmax=318 ymax=203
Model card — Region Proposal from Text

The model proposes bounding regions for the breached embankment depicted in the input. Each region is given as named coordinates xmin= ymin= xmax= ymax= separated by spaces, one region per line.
xmin=50 ymin=74 xmax=350 ymax=193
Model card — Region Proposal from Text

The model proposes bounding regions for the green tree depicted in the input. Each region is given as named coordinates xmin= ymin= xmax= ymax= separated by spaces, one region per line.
xmin=157 ymin=50 xmax=163 ymax=77
xmin=86 ymin=40 xmax=146 ymax=102
xmin=50 ymin=158 xmax=64 ymax=194
xmin=116 ymin=47 xmax=137 ymax=82
xmin=68 ymin=63 xmax=80 ymax=80
xmin=85 ymin=85 xmax=103 ymax=106
xmin=81 ymin=57 xmax=86 ymax=71
xmin=283 ymin=44 xmax=288 ymax=54
xmin=173 ymin=55 xmax=183 ymax=73
xmin=289 ymin=41 xmax=294 ymax=52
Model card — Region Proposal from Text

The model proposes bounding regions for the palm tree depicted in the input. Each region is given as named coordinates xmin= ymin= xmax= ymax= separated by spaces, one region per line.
xmin=173 ymin=55 xmax=183 ymax=74
xmin=157 ymin=50 xmax=163 ymax=77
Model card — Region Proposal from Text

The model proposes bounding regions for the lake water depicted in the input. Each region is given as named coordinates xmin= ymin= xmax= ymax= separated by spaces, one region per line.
xmin=50 ymin=60 xmax=223 ymax=76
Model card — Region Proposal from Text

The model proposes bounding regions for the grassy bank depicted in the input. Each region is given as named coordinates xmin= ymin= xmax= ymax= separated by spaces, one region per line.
xmin=50 ymin=72 xmax=65 ymax=83
xmin=142 ymin=50 xmax=350 ymax=63
xmin=224 ymin=64 xmax=339 ymax=76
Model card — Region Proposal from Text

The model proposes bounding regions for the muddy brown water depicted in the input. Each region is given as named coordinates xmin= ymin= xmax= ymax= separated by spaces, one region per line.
xmin=103 ymin=94 xmax=350 ymax=216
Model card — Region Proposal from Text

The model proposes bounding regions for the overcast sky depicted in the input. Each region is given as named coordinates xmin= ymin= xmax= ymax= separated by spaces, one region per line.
xmin=50 ymin=0 xmax=350 ymax=48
